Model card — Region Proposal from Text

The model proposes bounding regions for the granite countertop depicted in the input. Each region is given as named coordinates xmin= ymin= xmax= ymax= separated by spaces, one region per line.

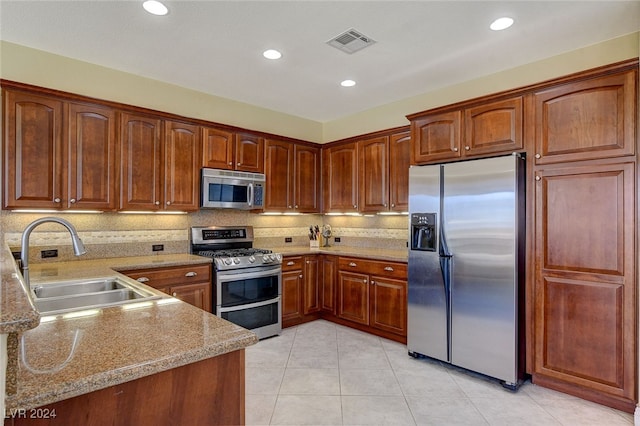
xmin=270 ymin=246 xmax=408 ymax=263
xmin=2 ymin=251 xmax=258 ymax=412
xmin=0 ymin=245 xmax=39 ymax=334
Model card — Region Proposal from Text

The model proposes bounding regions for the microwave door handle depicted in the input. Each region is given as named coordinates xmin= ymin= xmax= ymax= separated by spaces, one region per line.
xmin=247 ymin=183 xmax=254 ymax=207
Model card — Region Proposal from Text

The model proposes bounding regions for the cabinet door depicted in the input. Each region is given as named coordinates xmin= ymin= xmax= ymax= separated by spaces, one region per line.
xmin=304 ymin=256 xmax=320 ymax=315
xmin=264 ymin=139 xmax=293 ymax=211
xmin=464 ymin=97 xmax=523 ymax=156
xmin=294 ymin=144 xmax=321 ymax=213
xmin=359 ymin=136 xmax=389 ymax=213
xmin=370 ymin=275 xmax=407 ymax=336
xmin=533 ymin=161 xmax=636 ymax=408
xmin=168 ymin=282 xmax=212 ymax=312
xmin=66 ymin=102 xmax=117 ymax=210
xmin=337 ymin=271 xmax=369 ymax=325
xmin=120 ymin=113 xmax=162 ymax=210
xmin=321 ymin=256 xmax=337 ymax=314
xmin=322 ymin=143 xmax=358 ymax=212
xmin=202 ymin=127 xmax=234 ymax=170
xmin=235 ymin=132 xmax=264 ymax=172
xmin=389 ymin=130 xmax=410 ymax=212
xmin=164 ymin=121 xmax=200 ymax=211
xmin=533 ymin=70 xmax=636 ymax=164
xmin=282 ymin=270 xmax=304 ymax=324
xmin=411 ymin=111 xmax=461 ymax=164
xmin=3 ymin=90 xmax=63 ymax=209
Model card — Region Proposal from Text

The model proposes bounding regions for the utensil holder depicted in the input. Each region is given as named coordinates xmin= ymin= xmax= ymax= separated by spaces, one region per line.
xmin=309 ymin=240 xmax=320 ymax=249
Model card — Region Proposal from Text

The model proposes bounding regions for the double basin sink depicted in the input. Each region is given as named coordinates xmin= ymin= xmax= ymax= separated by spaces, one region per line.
xmin=31 ymin=277 xmax=162 ymax=315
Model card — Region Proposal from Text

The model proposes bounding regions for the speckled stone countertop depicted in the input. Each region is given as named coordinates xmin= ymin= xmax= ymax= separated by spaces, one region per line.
xmin=0 ymin=244 xmax=39 ymax=334
xmin=2 ymin=252 xmax=258 ymax=412
xmin=269 ymin=246 xmax=408 ymax=263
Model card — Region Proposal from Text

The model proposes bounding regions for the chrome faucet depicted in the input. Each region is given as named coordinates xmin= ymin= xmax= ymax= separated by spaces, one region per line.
xmin=20 ymin=217 xmax=86 ymax=287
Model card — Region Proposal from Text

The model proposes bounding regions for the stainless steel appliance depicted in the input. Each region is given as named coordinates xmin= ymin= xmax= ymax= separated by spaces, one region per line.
xmin=190 ymin=225 xmax=282 ymax=339
xmin=408 ymin=154 xmax=525 ymax=389
xmin=200 ymin=168 xmax=265 ymax=210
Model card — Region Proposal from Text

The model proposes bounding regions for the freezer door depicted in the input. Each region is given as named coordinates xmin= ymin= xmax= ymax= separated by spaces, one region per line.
xmin=407 ymin=165 xmax=448 ymax=362
xmin=443 ymin=155 xmax=519 ymax=384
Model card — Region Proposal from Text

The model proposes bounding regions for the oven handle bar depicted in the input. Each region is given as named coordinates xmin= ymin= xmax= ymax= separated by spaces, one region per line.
xmin=218 ymin=296 xmax=281 ymax=313
xmin=216 ymin=266 xmax=282 ymax=281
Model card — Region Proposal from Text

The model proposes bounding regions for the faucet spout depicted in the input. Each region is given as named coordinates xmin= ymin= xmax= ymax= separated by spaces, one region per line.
xmin=20 ymin=217 xmax=86 ymax=287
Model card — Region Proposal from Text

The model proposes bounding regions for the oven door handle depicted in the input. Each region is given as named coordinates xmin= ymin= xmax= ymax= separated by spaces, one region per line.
xmin=218 ymin=296 xmax=280 ymax=313
xmin=247 ymin=183 xmax=254 ymax=208
xmin=217 ymin=266 xmax=281 ymax=282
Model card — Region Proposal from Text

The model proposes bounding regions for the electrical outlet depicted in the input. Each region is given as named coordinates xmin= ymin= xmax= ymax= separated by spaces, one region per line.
xmin=41 ymin=249 xmax=58 ymax=259
xmin=334 ymin=237 xmax=341 ymax=243
xmin=152 ymin=244 xmax=164 ymax=252
xmin=285 ymin=237 xmax=293 ymax=243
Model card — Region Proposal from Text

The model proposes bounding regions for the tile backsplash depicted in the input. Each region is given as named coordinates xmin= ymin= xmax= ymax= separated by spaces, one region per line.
xmin=1 ymin=209 xmax=409 ymax=262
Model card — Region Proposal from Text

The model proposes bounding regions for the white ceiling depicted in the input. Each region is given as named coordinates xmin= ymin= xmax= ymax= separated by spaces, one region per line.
xmin=1 ymin=1 xmax=639 ymax=123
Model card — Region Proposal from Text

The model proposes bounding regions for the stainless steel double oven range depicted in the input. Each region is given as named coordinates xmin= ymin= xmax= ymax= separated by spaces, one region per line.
xmin=190 ymin=226 xmax=282 ymax=339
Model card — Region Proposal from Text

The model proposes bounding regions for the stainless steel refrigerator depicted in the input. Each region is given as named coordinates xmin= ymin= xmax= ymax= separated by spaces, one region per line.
xmin=407 ymin=154 xmax=525 ymax=388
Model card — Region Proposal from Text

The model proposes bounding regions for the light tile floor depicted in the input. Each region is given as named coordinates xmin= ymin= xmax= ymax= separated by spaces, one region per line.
xmin=245 ymin=320 xmax=634 ymax=425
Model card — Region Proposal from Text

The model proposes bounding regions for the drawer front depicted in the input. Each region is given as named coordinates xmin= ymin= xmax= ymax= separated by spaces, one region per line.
xmin=338 ymin=257 xmax=407 ymax=279
xmin=121 ymin=264 xmax=211 ymax=289
xmin=282 ymin=256 xmax=304 ymax=271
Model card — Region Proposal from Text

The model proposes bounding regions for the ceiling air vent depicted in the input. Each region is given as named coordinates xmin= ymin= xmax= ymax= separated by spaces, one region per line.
xmin=326 ymin=28 xmax=376 ymax=54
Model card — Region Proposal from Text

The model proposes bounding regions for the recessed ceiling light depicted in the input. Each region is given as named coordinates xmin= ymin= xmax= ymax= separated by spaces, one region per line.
xmin=341 ymin=80 xmax=356 ymax=87
xmin=490 ymin=17 xmax=514 ymax=31
xmin=263 ymin=49 xmax=282 ymax=60
xmin=143 ymin=0 xmax=168 ymax=16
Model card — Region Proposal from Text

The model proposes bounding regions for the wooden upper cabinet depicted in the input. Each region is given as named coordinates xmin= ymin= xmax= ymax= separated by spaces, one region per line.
xmin=164 ymin=121 xmax=200 ymax=211
xmin=533 ymin=69 xmax=636 ymax=164
xmin=359 ymin=136 xmax=389 ymax=213
xmin=294 ymin=144 xmax=320 ymax=213
xmin=323 ymin=142 xmax=359 ymax=212
xmin=389 ymin=130 xmax=411 ymax=212
xmin=201 ymin=127 xmax=234 ymax=169
xmin=65 ymin=102 xmax=118 ymax=210
xmin=264 ymin=139 xmax=294 ymax=211
xmin=120 ymin=113 xmax=163 ymax=210
xmin=3 ymin=90 xmax=63 ymax=209
xmin=235 ymin=132 xmax=264 ymax=173
xmin=411 ymin=111 xmax=462 ymax=164
xmin=464 ymin=96 xmax=523 ymax=156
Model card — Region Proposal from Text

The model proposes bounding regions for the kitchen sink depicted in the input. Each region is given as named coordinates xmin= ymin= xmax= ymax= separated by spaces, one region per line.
xmin=31 ymin=277 xmax=162 ymax=315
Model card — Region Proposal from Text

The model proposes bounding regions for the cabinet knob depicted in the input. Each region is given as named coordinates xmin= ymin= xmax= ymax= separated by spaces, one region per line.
xmin=172 ymin=292 xmax=177 ymax=297
xmin=535 ymin=154 xmax=541 ymax=159
xmin=363 ymin=279 xmax=368 ymax=283
xmin=166 ymin=201 xmax=172 ymax=206
xmin=136 ymin=277 xmax=150 ymax=283
xmin=155 ymin=201 xmax=160 ymax=205
xmin=535 ymin=176 xmax=541 ymax=181
xmin=54 ymin=197 xmax=61 ymax=203
xmin=353 ymin=204 xmax=357 ymax=208
xmin=349 ymin=262 xmax=357 ymax=267
xmin=288 ymin=205 xmax=292 ymax=209
xmin=371 ymin=280 xmax=375 ymax=285
xmin=237 ymin=162 xmax=241 ymax=166
xmin=465 ymin=146 xmax=470 ymax=151
xmin=295 ymin=205 xmax=298 ymax=209
xmin=287 ymin=261 xmax=295 ymax=266
xmin=391 ymin=203 xmax=395 ymax=208
xmin=228 ymin=162 xmax=232 ymax=166
xmin=299 ymin=274 xmax=303 ymax=279
xmin=185 ymin=271 xmax=197 ymax=277
xmin=69 ymin=198 xmax=76 ymax=204
xmin=383 ymin=203 xmax=387 ymax=207
xmin=453 ymin=147 xmax=458 ymax=152
xmin=384 ymin=266 xmax=394 ymax=272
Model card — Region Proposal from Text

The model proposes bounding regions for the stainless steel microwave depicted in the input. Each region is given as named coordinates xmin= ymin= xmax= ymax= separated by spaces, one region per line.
xmin=201 ymin=168 xmax=265 ymax=210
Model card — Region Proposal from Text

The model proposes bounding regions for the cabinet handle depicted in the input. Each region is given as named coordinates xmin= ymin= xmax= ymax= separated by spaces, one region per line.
xmin=391 ymin=203 xmax=395 ymax=208
xmin=535 ymin=153 xmax=541 ymax=159
xmin=166 ymin=201 xmax=171 ymax=206
xmin=349 ymin=262 xmax=357 ymax=267
xmin=287 ymin=261 xmax=295 ymax=266
xmin=295 ymin=205 xmax=298 ymax=209
xmin=136 ymin=277 xmax=150 ymax=283
xmin=363 ymin=279 xmax=368 ymax=283
xmin=453 ymin=147 xmax=458 ymax=152
xmin=228 ymin=162 xmax=233 ymax=166
xmin=371 ymin=280 xmax=375 ymax=285
xmin=384 ymin=266 xmax=394 ymax=272
xmin=69 ymin=198 xmax=76 ymax=204
xmin=465 ymin=146 xmax=470 ymax=151
xmin=237 ymin=162 xmax=241 ymax=166
xmin=172 ymin=292 xmax=177 ymax=297
xmin=155 ymin=201 xmax=160 ymax=205
xmin=185 ymin=271 xmax=197 ymax=277
xmin=353 ymin=204 xmax=357 ymax=208
xmin=288 ymin=205 xmax=292 ymax=208
xmin=299 ymin=274 xmax=303 ymax=279
xmin=54 ymin=197 xmax=61 ymax=203
xmin=535 ymin=176 xmax=541 ymax=181
xmin=383 ymin=203 xmax=387 ymax=207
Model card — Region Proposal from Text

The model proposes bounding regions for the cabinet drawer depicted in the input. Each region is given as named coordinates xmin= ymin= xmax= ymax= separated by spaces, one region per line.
xmin=282 ymin=256 xmax=304 ymax=271
xmin=120 ymin=264 xmax=211 ymax=289
xmin=338 ymin=257 xmax=407 ymax=279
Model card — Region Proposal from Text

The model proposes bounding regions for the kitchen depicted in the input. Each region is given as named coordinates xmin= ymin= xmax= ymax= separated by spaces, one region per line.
xmin=1 ymin=1 xmax=639 ymax=425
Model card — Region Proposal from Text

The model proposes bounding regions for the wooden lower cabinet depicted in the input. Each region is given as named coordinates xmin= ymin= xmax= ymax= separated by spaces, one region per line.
xmin=532 ymin=160 xmax=636 ymax=412
xmin=120 ymin=264 xmax=212 ymax=313
xmin=6 ymin=350 xmax=245 ymax=426
xmin=282 ymin=255 xmax=322 ymax=327
xmin=320 ymin=255 xmax=337 ymax=314
xmin=282 ymin=268 xmax=304 ymax=325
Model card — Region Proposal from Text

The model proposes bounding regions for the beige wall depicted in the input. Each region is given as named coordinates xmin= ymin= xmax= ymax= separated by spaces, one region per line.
xmin=1 ymin=32 xmax=638 ymax=144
